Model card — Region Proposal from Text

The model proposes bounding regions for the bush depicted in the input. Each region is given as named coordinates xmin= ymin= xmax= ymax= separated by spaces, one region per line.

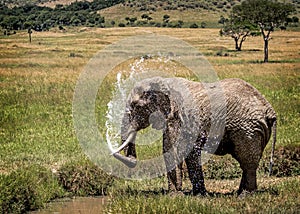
xmin=0 ymin=165 xmax=64 ymax=213
xmin=155 ymin=22 xmax=161 ymax=27
xmin=189 ymin=23 xmax=199 ymax=28
xmin=265 ymin=145 xmax=300 ymax=177
xmin=118 ymin=23 xmax=125 ymax=27
xmin=203 ymin=145 xmax=300 ymax=180
xmin=57 ymin=160 xmax=114 ymax=196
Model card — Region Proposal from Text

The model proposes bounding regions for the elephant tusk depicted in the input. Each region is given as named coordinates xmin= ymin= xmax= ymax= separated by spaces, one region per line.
xmin=110 ymin=130 xmax=137 ymax=155
xmin=109 ymin=130 xmax=137 ymax=168
xmin=113 ymin=153 xmax=137 ymax=168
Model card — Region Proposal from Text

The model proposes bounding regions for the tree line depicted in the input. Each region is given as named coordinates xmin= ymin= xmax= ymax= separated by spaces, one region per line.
xmin=0 ymin=0 xmax=124 ymax=31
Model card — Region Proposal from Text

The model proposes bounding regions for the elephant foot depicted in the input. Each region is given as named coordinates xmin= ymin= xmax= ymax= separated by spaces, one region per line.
xmin=238 ymin=169 xmax=258 ymax=196
xmin=192 ymin=186 xmax=207 ymax=196
xmin=193 ymin=189 xmax=207 ymax=197
xmin=168 ymin=190 xmax=185 ymax=197
xmin=238 ymin=190 xmax=254 ymax=198
xmin=237 ymin=186 xmax=257 ymax=196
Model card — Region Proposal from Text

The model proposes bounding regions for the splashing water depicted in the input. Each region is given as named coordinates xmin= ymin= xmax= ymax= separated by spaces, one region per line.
xmin=105 ymin=56 xmax=166 ymax=153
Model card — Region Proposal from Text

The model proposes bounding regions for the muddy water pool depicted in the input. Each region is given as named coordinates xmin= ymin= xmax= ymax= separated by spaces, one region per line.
xmin=31 ymin=197 xmax=108 ymax=214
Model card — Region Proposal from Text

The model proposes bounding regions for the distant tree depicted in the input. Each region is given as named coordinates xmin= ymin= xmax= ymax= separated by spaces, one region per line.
xmin=292 ymin=16 xmax=299 ymax=23
xmin=220 ymin=14 xmax=260 ymax=51
xmin=218 ymin=15 xmax=228 ymax=25
xmin=163 ymin=14 xmax=170 ymax=23
xmin=177 ymin=20 xmax=184 ymax=28
xmin=141 ymin=14 xmax=149 ymax=20
xmin=232 ymin=0 xmax=296 ymax=62
xmin=189 ymin=23 xmax=198 ymax=28
xmin=28 ymin=27 xmax=32 ymax=43
xmin=141 ymin=14 xmax=152 ymax=23
xmin=129 ymin=17 xmax=137 ymax=25
xmin=200 ymin=21 xmax=207 ymax=28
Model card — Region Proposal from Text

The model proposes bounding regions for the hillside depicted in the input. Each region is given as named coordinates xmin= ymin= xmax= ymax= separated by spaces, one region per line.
xmin=101 ymin=0 xmax=299 ymax=28
xmin=0 ymin=0 xmax=299 ymax=30
xmin=39 ymin=0 xmax=93 ymax=8
xmin=100 ymin=0 xmax=231 ymax=28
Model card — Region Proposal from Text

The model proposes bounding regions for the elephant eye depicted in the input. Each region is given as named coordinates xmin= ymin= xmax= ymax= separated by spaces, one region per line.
xmin=144 ymin=90 xmax=157 ymax=103
xmin=142 ymin=91 xmax=150 ymax=98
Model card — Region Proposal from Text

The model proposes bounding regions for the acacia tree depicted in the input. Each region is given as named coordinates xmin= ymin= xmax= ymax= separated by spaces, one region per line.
xmin=232 ymin=0 xmax=296 ymax=62
xmin=220 ymin=14 xmax=260 ymax=51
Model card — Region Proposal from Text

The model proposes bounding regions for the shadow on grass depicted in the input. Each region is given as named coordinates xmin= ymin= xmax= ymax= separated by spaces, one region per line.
xmin=249 ymin=59 xmax=300 ymax=64
xmin=123 ymin=186 xmax=279 ymax=198
xmin=123 ymin=188 xmax=236 ymax=198
xmin=226 ymin=49 xmax=261 ymax=53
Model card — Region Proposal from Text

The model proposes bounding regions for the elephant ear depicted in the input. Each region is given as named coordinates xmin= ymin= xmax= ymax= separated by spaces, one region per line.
xmin=167 ymin=98 xmax=182 ymax=121
xmin=150 ymin=90 xmax=172 ymax=117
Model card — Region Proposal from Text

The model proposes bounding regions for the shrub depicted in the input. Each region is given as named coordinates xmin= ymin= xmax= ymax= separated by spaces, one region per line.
xmin=0 ymin=165 xmax=64 ymax=213
xmin=118 ymin=23 xmax=125 ymax=27
xmin=189 ymin=23 xmax=199 ymax=28
xmin=201 ymin=22 xmax=207 ymax=28
xmin=264 ymin=145 xmax=300 ymax=177
xmin=57 ymin=160 xmax=114 ymax=196
xmin=203 ymin=145 xmax=300 ymax=180
xmin=155 ymin=22 xmax=161 ymax=27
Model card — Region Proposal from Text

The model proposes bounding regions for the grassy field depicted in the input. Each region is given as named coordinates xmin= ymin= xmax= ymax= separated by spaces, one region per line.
xmin=0 ymin=27 xmax=299 ymax=213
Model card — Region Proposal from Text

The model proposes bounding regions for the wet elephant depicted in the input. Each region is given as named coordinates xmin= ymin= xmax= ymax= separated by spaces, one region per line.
xmin=111 ymin=77 xmax=276 ymax=195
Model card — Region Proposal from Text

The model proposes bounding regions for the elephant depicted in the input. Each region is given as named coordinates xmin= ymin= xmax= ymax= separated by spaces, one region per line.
xmin=111 ymin=77 xmax=277 ymax=196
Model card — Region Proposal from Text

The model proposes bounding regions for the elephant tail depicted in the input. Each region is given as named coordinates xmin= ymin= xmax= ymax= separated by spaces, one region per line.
xmin=268 ymin=119 xmax=277 ymax=176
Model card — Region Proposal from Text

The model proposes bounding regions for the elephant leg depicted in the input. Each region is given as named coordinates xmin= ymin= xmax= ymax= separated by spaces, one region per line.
xmin=232 ymin=131 xmax=264 ymax=195
xmin=238 ymin=169 xmax=257 ymax=195
xmin=163 ymin=123 xmax=183 ymax=192
xmin=166 ymin=161 xmax=183 ymax=192
xmin=163 ymin=147 xmax=183 ymax=192
xmin=185 ymin=147 xmax=206 ymax=196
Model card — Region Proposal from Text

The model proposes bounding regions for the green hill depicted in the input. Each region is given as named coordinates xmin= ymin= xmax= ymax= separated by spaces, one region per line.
xmin=100 ymin=0 xmax=300 ymax=28
xmin=100 ymin=0 xmax=232 ymax=28
xmin=0 ymin=0 xmax=299 ymax=30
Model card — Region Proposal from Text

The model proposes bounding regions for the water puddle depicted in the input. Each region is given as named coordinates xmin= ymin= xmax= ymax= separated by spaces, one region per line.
xmin=31 ymin=197 xmax=107 ymax=214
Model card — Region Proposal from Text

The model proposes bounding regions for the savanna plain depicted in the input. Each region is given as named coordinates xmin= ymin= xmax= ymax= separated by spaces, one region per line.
xmin=0 ymin=27 xmax=299 ymax=213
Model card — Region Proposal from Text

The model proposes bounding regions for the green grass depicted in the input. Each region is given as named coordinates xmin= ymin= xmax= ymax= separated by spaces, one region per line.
xmin=0 ymin=27 xmax=299 ymax=212
xmin=106 ymin=176 xmax=300 ymax=213
xmin=0 ymin=165 xmax=65 ymax=213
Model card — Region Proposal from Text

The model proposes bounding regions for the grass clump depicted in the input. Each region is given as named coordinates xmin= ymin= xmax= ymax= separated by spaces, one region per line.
xmin=57 ymin=160 xmax=114 ymax=197
xmin=0 ymin=165 xmax=64 ymax=213
xmin=0 ymin=161 xmax=115 ymax=213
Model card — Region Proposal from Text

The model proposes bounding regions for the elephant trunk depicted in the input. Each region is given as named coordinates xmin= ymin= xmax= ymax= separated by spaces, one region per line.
xmin=111 ymin=123 xmax=137 ymax=168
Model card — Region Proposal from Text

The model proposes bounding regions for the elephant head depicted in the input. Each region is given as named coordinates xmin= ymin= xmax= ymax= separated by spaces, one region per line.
xmin=110 ymin=78 xmax=173 ymax=168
